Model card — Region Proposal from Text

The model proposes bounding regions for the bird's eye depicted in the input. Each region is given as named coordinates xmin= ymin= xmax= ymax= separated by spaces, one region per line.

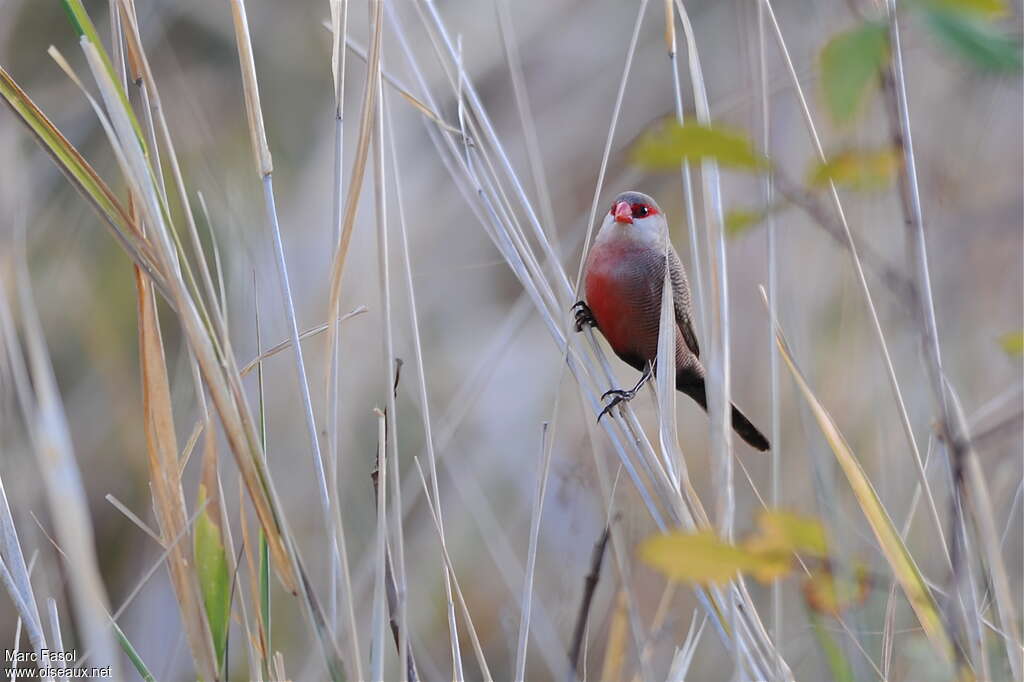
xmin=609 ymin=203 xmax=616 ymax=215
xmin=632 ymin=204 xmax=649 ymax=218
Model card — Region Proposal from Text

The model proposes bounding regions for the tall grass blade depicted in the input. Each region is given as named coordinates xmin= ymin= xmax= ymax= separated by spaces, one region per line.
xmin=195 ymin=453 xmax=231 ymax=676
xmin=767 ymin=288 xmax=956 ymax=665
xmin=513 ymin=425 xmax=554 ymax=682
xmin=134 ymin=264 xmax=219 ymax=680
xmin=111 ymin=618 xmax=157 ymax=682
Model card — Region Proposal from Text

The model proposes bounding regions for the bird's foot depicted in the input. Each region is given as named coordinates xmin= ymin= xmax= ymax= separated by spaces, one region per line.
xmin=572 ymin=301 xmax=597 ymax=332
xmin=597 ymin=387 xmax=639 ymax=422
xmin=596 ymin=364 xmax=654 ymax=422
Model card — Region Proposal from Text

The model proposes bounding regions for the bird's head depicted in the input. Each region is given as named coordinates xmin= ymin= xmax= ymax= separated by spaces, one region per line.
xmin=601 ymin=191 xmax=666 ymax=245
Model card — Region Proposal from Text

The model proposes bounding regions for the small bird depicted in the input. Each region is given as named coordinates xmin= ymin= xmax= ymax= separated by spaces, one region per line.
xmin=573 ymin=190 xmax=770 ymax=451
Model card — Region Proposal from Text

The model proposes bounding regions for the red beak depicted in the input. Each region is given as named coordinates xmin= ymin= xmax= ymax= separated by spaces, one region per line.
xmin=613 ymin=201 xmax=633 ymax=224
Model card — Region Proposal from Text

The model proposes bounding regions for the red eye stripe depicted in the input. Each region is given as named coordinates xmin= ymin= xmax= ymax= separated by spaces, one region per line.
xmin=630 ymin=203 xmax=657 ymax=218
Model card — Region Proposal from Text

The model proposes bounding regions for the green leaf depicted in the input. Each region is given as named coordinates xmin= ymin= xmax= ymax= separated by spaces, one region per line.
xmin=632 ymin=121 xmax=770 ymax=171
xmin=913 ymin=0 xmax=1008 ymax=17
xmin=639 ymin=530 xmax=791 ymax=585
xmin=809 ymin=148 xmax=901 ymax=191
xmin=999 ymin=331 xmax=1024 ymax=356
xmin=195 ymin=485 xmax=231 ymax=674
xmin=924 ymin=8 xmax=1023 ymax=72
xmin=725 ymin=209 xmax=766 ymax=237
xmin=748 ymin=509 xmax=830 ymax=558
xmin=819 ymin=22 xmax=890 ymax=124
xmin=0 ymin=67 xmax=133 ymax=235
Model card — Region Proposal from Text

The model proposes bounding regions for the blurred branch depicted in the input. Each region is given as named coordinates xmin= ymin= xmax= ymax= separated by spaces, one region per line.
xmin=771 ymin=171 xmax=918 ymax=306
xmin=568 ymin=520 xmax=615 ymax=681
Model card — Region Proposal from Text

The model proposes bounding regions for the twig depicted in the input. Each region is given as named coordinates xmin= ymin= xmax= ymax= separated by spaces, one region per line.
xmin=568 ymin=521 xmax=614 ymax=680
xmin=771 ymin=172 xmax=917 ymax=305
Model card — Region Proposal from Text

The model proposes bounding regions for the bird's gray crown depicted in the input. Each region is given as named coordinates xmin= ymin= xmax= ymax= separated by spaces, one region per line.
xmin=613 ymin=190 xmax=660 ymax=211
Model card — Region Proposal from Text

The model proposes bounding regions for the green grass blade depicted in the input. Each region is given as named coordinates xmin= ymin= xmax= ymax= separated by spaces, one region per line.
xmin=0 ymin=66 xmax=131 ymax=234
xmin=255 ymin=287 xmax=272 ymax=678
xmin=0 ymin=65 xmax=171 ymax=298
xmin=111 ymin=619 xmax=157 ymax=682
xmin=59 ymin=0 xmax=143 ymax=141
xmin=195 ymin=485 xmax=231 ymax=675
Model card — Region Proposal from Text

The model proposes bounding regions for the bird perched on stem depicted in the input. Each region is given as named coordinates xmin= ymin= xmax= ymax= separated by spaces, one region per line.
xmin=573 ymin=190 xmax=769 ymax=451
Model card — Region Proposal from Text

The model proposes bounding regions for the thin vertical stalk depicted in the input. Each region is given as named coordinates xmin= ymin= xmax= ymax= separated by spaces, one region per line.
xmin=946 ymin=383 xmax=1023 ymax=680
xmin=374 ymin=75 xmax=411 ymax=679
xmin=253 ymin=281 xmax=273 ymax=682
xmin=227 ymin=0 xmax=339 ymax=611
xmin=383 ymin=58 xmax=464 ymax=678
xmin=666 ymin=2 xmax=706 ymax=346
xmin=326 ymin=0 xmax=346 ymax=636
xmin=882 ymin=3 xmax=999 ymax=672
xmin=228 ymin=4 xmax=348 ymax=678
xmin=260 ymin=174 xmax=336 ymax=541
xmin=513 ymin=425 xmax=555 ymax=682
xmin=674 ymin=0 xmax=734 ymax=541
xmin=412 ymin=461 xmax=494 ymax=681
xmin=325 ymin=2 xmax=364 ymax=677
xmin=370 ymin=410 xmax=388 ymax=681
xmin=755 ymin=0 xmax=783 ymax=677
xmin=884 ymin=3 xmax=947 ymax=420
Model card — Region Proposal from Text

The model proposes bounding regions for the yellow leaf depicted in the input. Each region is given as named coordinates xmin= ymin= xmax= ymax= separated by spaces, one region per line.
xmin=632 ymin=121 xmax=770 ymax=171
xmin=725 ymin=209 xmax=765 ymax=237
xmin=809 ymin=148 xmax=901 ymax=191
xmin=999 ymin=330 xmax=1024 ymax=356
xmin=916 ymin=0 xmax=1008 ymax=17
xmin=639 ymin=530 xmax=790 ymax=585
xmin=746 ymin=509 xmax=829 ymax=558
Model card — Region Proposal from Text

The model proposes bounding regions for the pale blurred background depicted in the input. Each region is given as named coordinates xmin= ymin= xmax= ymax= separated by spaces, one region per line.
xmin=0 ymin=0 xmax=1021 ymax=679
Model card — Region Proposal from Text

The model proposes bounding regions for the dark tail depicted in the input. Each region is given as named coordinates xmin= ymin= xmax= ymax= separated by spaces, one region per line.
xmin=678 ymin=375 xmax=770 ymax=452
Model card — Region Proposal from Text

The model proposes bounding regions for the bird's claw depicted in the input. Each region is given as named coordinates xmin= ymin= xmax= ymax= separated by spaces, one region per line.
xmin=572 ymin=301 xmax=597 ymax=332
xmin=597 ymin=387 xmax=637 ymax=422
xmin=600 ymin=388 xmax=633 ymax=400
